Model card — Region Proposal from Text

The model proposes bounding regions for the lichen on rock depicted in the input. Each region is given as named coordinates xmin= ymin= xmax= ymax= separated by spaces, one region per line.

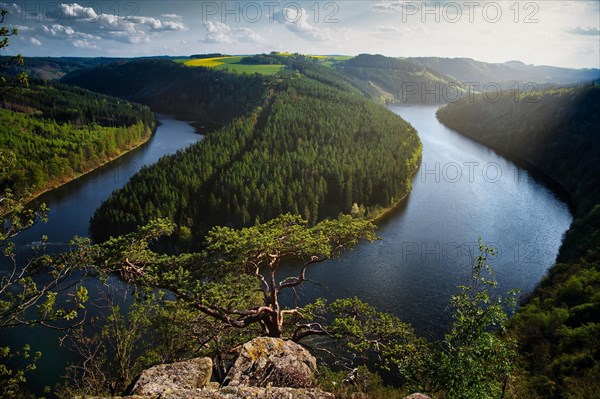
xmin=225 ymin=337 xmax=317 ymax=388
xmin=131 ymin=357 xmax=213 ymax=396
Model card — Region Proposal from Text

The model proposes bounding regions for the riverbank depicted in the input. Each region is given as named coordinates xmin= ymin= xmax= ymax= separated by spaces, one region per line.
xmin=368 ymin=163 xmax=421 ymax=225
xmin=434 ymin=107 xmax=575 ymax=214
xmin=4 ymin=124 xmax=156 ymax=215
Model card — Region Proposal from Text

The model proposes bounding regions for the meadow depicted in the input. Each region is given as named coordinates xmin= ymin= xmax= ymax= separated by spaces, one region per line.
xmin=178 ymin=55 xmax=285 ymax=75
xmin=175 ymin=54 xmax=354 ymax=74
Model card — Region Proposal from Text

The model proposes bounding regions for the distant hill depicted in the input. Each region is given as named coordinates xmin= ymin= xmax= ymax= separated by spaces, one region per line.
xmin=0 ymin=56 xmax=128 ymax=80
xmin=0 ymin=56 xmax=188 ymax=80
xmin=337 ymin=54 xmax=465 ymax=104
xmin=15 ymin=54 xmax=600 ymax=105
xmin=408 ymin=57 xmax=600 ymax=86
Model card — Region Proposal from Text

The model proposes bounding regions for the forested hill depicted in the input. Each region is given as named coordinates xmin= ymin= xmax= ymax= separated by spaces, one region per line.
xmin=90 ymin=75 xmax=422 ymax=244
xmin=437 ymin=85 xmax=600 ymax=398
xmin=409 ymin=57 xmax=600 ymax=86
xmin=0 ymin=56 xmax=127 ymax=80
xmin=62 ymin=59 xmax=267 ymax=133
xmin=0 ymin=79 xmax=155 ymax=200
xmin=337 ymin=54 xmax=464 ymax=104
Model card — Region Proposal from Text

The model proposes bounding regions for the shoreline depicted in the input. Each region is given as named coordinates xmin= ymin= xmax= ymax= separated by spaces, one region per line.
xmin=434 ymin=109 xmax=576 ymax=214
xmin=7 ymin=124 xmax=156 ymax=213
xmin=369 ymin=159 xmax=422 ymax=225
xmin=366 ymin=109 xmax=424 ymax=225
xmin=368 ymin=190 xmax=411 ymax=225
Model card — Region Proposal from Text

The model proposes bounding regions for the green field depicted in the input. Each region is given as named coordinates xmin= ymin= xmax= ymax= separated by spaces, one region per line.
xmin=178 ymin=56 xmax=285 ymax=75
xmin=175 ymin=54 xmax=355 ymax=74
xmin=318 ymin=55 xmax=353 ymax=67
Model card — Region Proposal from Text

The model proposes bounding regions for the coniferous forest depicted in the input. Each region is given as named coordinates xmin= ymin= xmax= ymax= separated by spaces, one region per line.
xmin=88 ymin=69 xmax=422 ymax=243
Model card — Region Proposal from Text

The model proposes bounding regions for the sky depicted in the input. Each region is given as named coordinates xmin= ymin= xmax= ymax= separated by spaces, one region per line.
xmin=2 ymin=0 xmax=599 ymax=69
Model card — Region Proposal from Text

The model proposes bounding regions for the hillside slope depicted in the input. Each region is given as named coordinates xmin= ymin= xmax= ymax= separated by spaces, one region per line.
xmin=338 ymin=54 xmax=464 ymax=104
xmin=0 ymin=79 xmax=155 ymax=202
xmin=62 ymin=59 xmax=267 ymax=133
xmin=409 ymin=57 xmax=600 ymax=86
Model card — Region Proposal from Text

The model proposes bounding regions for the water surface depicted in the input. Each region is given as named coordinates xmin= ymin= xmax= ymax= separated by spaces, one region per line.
xmin=281 ymin=105 xmax=572 ymax=336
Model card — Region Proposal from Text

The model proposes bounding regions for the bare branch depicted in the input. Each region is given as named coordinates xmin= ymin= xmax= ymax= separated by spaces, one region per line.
xmin=278 ymin=255 xmax=327 ymax=291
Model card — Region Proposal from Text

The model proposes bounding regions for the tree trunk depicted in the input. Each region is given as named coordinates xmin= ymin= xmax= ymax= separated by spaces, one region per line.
xmin=264 ymin=313 xmax=283 ymax=338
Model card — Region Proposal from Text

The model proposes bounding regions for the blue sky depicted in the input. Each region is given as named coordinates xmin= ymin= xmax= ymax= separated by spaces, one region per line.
xmin=2 ymin=1 xmax=599 ymax=68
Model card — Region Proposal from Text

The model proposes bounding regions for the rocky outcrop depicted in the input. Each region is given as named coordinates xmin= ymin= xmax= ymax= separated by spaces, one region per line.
xmin=130 ymin=357 xmax=213 ymax=396
xmin=225 ymin=337 xmax=317 ymax=388
xmin=403 ymin=394 xmax=431 ymax=399
xmin=76 ymin=338 xmax=333 ymax=399
xmin=81 ymin=387 xmax=334 ymax=399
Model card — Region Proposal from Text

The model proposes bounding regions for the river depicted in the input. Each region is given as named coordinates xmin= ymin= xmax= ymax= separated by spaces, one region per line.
xmin=2 ymin=106 xmax=572 ymax=392
xmin=280 ymin=105 xmax=573 ymax=336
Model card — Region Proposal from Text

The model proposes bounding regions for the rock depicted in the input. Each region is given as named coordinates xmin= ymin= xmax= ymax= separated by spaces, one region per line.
xmin=77 ymin=387 xmax=335 ymax=399
xmin=225 ymin=337 xmax=317 ymax=388
xmin=208 ymin=386 xmax=335 ymax=398
xmin=131 ymin=357 xmax=212 ymax=396
xmin=403 ymin=394 xmax=432 ymax=399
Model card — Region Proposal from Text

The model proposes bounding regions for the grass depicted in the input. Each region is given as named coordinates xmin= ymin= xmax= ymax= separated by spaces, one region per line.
xmin=179 ymin=56 xmax=285 ymax=75
xmin=175 ymin=54 xmax=355 ymax=74
xmin=314 ymin=55 xmax=354 ymax=67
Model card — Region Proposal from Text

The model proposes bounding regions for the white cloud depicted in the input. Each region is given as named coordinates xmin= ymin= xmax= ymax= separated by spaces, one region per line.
xmin=25 ymin=2 xmax=188 ymax=48
xmin=60 ymin=3 xmax=98 ymax=19
xmin=128 ymin=15 xmax=187 ymax=32
xmin=274 ymin=7 xmax=331 ymax=41
xmin=161 ymin=14 xmax=182 ymax=19
xmin=371 ymin=0 xmax=405 ymax=13
xmin=39 ymin=23 xmax=101 ymax=49
xmin=371 ymin=0 xmax=486 ymax=13
xmin=107 ymin=30 xmax=150 ymax=44
xmin=375 ymin=25 xmax=403 ymax=33
xmin=42 ymin=24 xmax=75 ymax=37
xmin=200 ymin=21 xmax=265 ymax=44
xmin=201 ymin=21 xmax=234 ymax=44
xmin=236 ymin=27 xmax=266 ymax=43
xmin=29 ymin=37 xmax=42 ymax=46
xmin=372 ymin=24 xmax=428 ymax=36
xmin=72 ymin=39 xmax=97 ymax=49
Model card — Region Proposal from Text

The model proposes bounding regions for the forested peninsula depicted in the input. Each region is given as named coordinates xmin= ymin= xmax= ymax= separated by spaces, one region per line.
xmin=71 ymin=58 xmax=422 ymax=244
xmin=437 ymin=85 xmax=600 ymax=397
